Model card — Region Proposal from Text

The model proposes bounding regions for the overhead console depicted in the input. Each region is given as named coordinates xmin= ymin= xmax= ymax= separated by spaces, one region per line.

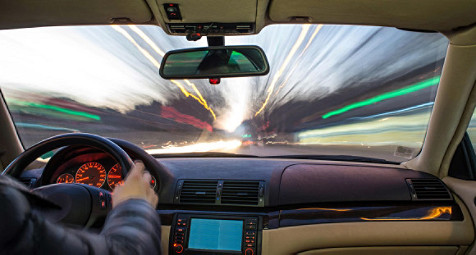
xmin=156 ymin=0 xmax=267 ymax=36
xmin=167 ymin=23 xmax=255 ymax=35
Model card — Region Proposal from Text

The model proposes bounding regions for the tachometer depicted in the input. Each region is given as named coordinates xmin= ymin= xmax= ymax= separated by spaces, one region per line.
xmin=107 ymin=163 xmax=124 ymax=190
xmin=57 ymin=173 xmax=74 ymax=184
xmin=107 ymin=163 xmax=158 ymax=190
xmin=75 ymin=162 xmax=106 ymax=188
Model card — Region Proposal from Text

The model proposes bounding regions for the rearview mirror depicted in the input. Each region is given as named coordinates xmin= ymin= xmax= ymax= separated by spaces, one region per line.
xmin=159 ymin=46 xmax=270 ymax=79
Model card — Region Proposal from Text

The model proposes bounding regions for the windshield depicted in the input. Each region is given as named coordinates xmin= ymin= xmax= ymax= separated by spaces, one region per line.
xmin=0 ymin=24 xmax=448 ymax=162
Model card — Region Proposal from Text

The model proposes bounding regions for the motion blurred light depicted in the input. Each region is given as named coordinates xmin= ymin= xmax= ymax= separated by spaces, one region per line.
xmin=322 ymin=76 xmax=440 ymax=119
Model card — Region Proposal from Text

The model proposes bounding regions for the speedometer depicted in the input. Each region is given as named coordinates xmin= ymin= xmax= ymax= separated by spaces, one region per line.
xmin=75 ymin=162 xmax=106 ymax=188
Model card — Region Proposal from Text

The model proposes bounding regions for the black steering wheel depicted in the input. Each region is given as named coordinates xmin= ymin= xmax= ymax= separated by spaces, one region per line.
xmin=1 ymin=133 xmax=172 ymax=228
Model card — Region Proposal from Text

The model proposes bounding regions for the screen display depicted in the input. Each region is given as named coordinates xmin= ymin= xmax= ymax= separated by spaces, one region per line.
xmin=188 ymin=218 xmax=243 ymax=251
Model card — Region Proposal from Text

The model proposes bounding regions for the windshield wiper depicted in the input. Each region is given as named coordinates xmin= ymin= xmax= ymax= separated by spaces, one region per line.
xmin=151 ymin=152 xmax=259 ymax=158
xmin=265 ymin=155 xmax=398 ymax=164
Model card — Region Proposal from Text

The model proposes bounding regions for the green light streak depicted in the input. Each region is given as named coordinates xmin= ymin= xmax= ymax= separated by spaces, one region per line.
xmin=7 ymin=98 xmax=101 ymax=120
xmin=322 ymin=76 xmax=440 ymax=119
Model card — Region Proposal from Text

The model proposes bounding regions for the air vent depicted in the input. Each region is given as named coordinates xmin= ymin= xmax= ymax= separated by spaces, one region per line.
xmin=407 ymin=179 xmax=452 ymax=200
xmin=221 ymin=181 xmax=262 ymax=205
xmin=179 ymin=180 xmax=218 ymax=204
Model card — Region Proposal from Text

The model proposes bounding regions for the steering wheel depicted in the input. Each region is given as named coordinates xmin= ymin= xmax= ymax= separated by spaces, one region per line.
xmin=1 ymin=133 xmax=171 ymax=228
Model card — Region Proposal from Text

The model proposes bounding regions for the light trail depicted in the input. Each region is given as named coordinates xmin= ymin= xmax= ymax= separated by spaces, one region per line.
xmin=322 ymin=76 xmax=441 ymax=119
xmin=350 ymin=102 xmax=434 ymax=121
xmin=161 ymin=106 xmax=213 ymax=131
xmin=273 ymin=24 xmax=324 ymax=97
xmin=298 ymin=112 xmax=432 ymax=148
xmin=146 ymin=139 xmax=242 ymax=154
xmin=111 ymin=25 xmax=162 ymax=67
xmin=361 ymin=206 xmax=451 ymax=221
xmin=184 ymin=80 xmax=216 ymax=120
xmin=128 ymin=25 xmax=165 ymax=57
xmin=128 ymin=25 xmax=215 ymax=120
xmin=7 ymin=98 xmax=100 ymax=120
xmin=171 ymin=80 xmax=217 ymax=120
xmin=112 ymin=25 xmax=216 ymax=120
xmin=15 ymin=122 xmax=79 ymax=132
xmin=255 ymin=25 xmax=311 ymax=116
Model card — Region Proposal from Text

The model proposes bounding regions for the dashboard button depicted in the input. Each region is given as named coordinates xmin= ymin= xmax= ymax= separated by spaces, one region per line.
xmin=245 ymin=248 xmax=254 ymax=255
xmin=173 ymin=243 xmax=183 ymax=253
xmin=246 ymin=224 xmax=257 ymax=230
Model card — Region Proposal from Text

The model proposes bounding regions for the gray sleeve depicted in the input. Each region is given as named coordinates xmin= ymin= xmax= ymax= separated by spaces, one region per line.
xmin=0 ymin=184 xmax=161 ymax=255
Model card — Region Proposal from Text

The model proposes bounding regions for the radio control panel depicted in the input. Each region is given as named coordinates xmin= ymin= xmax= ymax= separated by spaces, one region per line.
xmin=170 ymin=214 xmax=261 ymax=255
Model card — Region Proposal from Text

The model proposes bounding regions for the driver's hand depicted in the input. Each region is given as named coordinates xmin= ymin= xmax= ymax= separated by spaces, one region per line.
xmin=112 ymin=161 xmax=158 ymax=208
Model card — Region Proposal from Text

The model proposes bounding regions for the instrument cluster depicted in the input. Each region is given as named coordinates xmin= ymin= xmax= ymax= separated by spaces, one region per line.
xmin=55 ymin=160 xmax=156 ymax=191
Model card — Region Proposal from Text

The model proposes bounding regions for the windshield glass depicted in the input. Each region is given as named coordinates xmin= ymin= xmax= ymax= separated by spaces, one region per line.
xmin=0 ymin=25 xmax=448 ymax=162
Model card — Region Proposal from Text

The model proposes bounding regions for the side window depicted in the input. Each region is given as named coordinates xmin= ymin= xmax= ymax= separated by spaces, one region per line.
xmin=469 ymin=111 xmax=476 ymax=151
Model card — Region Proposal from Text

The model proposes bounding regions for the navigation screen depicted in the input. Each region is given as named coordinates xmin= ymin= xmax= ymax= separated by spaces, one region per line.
xmin=188 ymin=218 xmax=243 ymax=251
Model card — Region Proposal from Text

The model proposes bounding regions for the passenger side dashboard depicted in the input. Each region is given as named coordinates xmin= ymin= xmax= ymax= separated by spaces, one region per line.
xmin=155 ymin=158 xmax=473 ymax=255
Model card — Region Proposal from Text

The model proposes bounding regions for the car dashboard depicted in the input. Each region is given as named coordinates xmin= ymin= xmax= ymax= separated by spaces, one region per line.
xmin=20 ymin=148 xmax=474 ymax=255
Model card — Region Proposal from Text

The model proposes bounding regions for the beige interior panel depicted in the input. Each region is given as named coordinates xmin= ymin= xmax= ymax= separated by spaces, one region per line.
xmin=262 ymin=200 xmax=474 ymax=255
xmin=268 ymin=0 xmax=476 ymax=32
xmin=161 ymin=225 xmax=170 ymax=254
xmin=404 ymin=32 xmax=476 ymax=176
xmin=255 ymin=0 xmax=270 ymax=33
xmin=0 ymin=0 xmax=153 ymax=30
xmin=156 ymin=0 xmax=257 ymax=24
xmin=444 ymin=177 xmax=476 ymax=253
xmin=299 ymin=246 xmax=459 ymax=255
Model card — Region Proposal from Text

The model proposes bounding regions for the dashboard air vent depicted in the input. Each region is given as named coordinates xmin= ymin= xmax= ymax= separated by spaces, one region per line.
xmin=179 ymin=180 xmax=218 ymax=204
xmin=407 ymin=179 xmax=451 ymax=200
xmin=221 ymin=181 xmax=261 ymax=205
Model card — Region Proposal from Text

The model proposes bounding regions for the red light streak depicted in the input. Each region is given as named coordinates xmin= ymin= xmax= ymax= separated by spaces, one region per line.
xmin=161 ymin=106 xmax=213 ymax=132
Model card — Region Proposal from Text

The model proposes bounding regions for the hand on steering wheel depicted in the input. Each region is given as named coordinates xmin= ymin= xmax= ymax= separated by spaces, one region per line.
xmin=0 ymin=133 xmax=172 ymax=227
xmin=112 ymin=161 xmax=158 ymax=208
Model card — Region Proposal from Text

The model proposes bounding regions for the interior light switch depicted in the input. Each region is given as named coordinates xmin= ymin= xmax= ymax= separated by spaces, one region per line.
xmin=164 ymin=3 xmax=182 ymax=20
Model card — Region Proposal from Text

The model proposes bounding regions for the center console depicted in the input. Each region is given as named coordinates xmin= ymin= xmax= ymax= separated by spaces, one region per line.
xmin=170 ymin=214 xmax=262 ymax=255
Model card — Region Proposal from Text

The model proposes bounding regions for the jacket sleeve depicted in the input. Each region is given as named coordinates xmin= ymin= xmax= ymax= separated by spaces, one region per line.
xmin=0 ymin=184 xmax=162 ymax=255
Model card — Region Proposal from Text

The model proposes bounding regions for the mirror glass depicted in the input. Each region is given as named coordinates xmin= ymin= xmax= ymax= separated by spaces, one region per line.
xmin=160 ymin=46 xmax=269 ymax=79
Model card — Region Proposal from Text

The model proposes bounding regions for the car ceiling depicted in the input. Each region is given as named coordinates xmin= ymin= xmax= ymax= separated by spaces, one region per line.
xmin=0 ymin=0 xmax=475 ymax=32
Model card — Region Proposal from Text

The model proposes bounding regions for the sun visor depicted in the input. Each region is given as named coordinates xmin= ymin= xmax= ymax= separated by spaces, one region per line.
xmin=268 ymin=0 xmax=476 ymax=32
xmin=0 ymin=0 xmax=153 ymax=30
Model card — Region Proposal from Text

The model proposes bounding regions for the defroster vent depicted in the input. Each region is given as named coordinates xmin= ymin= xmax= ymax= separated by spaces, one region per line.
xmin=407 ymin=179 xmax=452 ymax=200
